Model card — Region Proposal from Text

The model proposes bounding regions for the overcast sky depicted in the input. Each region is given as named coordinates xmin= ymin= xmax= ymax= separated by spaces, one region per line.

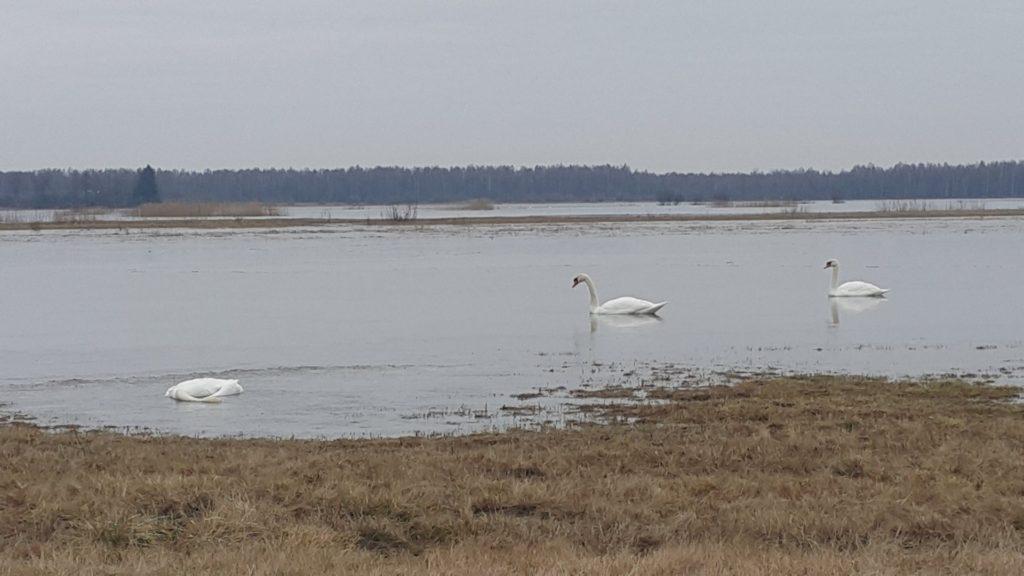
xmin=2 ymin=1 xmax=1022 ymax=173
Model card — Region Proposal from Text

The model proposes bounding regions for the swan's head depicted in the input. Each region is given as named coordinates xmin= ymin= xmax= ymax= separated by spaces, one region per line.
xmin=571 ymin=273 xmax=589 ymax=288
xmin=824 ymin=260 xmax=838 ymax=269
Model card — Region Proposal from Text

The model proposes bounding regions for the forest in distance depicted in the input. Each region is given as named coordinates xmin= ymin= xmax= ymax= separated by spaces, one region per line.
xmin=1 ymin=161 xmax=1023 ymax=208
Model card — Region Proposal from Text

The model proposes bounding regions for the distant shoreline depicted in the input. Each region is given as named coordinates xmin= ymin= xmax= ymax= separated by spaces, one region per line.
xmin=2 ymin=207 xmax=1023 ymax=231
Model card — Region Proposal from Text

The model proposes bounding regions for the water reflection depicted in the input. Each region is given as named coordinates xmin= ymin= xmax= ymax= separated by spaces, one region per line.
xmin=829 ymin=297 xmax=887 ymax=326
xmin=591 ymin=314 xmax=663 ymax=333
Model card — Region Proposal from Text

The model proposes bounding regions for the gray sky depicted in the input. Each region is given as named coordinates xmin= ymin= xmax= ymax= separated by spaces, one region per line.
xmin=2 ymin=0 xmax=1022 ymax=173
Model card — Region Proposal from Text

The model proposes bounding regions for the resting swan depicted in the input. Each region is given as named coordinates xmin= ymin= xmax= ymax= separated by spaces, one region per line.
xmin=572 ymin=273 xmax=666 ymax=315
xmin=165 ymin=378 xmax=244 ymax=403
xmin=825 ymin=260 xmax=889 ymax=297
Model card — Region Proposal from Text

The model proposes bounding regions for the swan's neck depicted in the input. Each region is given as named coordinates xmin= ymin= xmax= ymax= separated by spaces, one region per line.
xmin=830 ymin=266 xmax=840 ymax=291
xmin=582 ymin=276 xmax=600 ymax=312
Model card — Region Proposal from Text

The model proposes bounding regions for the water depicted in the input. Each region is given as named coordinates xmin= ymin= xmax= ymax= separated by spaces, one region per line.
xmin=2 ymin=216 xmax=1023 ymax=437
xmin=5 ymin=198 xmax=1023 ymax=223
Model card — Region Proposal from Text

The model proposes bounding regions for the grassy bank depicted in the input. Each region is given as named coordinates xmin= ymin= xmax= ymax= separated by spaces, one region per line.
xmin=1 ymin=208 xmax=1023 ymax=232
xmin=2 ymin=375 xmax=1024 ymax=574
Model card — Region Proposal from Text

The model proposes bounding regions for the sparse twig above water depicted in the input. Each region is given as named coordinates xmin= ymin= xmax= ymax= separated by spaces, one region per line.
xmin=381 ymin=203 xmax=418 ymax=221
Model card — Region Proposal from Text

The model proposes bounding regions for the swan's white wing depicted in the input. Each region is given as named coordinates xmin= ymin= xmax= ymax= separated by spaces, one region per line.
xmin=168 ymin=389 xmax=222 ymax=403
xmin=167 ymin=378 xmax=242 ymax=401
xmin=833 ymin=281 xmax=888 ymax=297
xmin=597 ymin=296 xmax=661 ymax=315
xmin=175 ymin=378 xmax=222 ymax=398
xmin=166 ymin=382 xmax=222 ymax=403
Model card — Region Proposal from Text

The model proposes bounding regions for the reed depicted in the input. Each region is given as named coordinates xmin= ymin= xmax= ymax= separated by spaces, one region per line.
xmin=133 ymin=202 xmax=282 ymax=218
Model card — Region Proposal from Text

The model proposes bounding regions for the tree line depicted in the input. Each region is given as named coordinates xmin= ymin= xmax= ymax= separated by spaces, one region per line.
xmin=1 ymin=161 xmax=1021 ymax=208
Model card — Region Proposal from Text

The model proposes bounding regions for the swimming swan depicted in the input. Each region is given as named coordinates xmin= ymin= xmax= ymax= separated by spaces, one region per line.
xmin=165 ymin=378 xmax=244 ymax=403
xmin=572 ymin=273 xmax=667 ymax=315
xmin=825 ymin=260 xmax=889 ymax=297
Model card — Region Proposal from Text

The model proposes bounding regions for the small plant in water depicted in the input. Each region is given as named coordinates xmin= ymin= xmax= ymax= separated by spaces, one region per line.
xmin=381 ymin=203 xmax=418 ymax=221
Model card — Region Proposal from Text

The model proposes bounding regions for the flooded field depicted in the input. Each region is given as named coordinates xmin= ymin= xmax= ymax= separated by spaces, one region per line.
xmin=4 ymin=198 xmax=1024 ymax=223
xmin=2 ymin=216 xmax=1023 ymax=437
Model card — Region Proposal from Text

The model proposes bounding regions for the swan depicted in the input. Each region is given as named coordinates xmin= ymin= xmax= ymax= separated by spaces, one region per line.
xmin=825 ymin=260 xmax=889 ymax=297
xmin=572 ymin=273 xmax=666 ymax=315
xmin=165 ymin=378 xmax=243 ymax=403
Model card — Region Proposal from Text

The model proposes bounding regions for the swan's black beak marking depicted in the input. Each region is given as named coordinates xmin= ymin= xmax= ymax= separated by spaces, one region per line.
xmin=572 ymin=279 xmax=579 ymax=288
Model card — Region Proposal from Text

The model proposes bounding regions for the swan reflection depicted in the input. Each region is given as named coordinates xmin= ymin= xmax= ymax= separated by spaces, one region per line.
xmin=591 ymin=314 xmax=663 ymax=333
xmin=829 ymin=297 xmax=886 ymax=326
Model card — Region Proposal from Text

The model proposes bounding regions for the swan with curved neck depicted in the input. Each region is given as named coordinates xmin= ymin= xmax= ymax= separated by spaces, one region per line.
xmin=824 ymin=260 xmax=889 ymax=297
xmin=166 ymin=378 xmax=244 ymax=403
xmin=572 ymin=273 xmax=667 ymax=315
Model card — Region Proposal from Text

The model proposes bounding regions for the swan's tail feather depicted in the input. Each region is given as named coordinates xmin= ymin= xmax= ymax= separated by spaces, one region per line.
xmin=210 ymin=380 xmax=243 ymax=397
xmin=643 ymin=302 xmax=667 ymax=315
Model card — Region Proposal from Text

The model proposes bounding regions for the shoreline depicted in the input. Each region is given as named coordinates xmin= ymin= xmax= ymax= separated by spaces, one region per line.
xmin=3 ymin=374 xmax=1023 ymax=574
xmin=1 ymin=207 xmax=1023 ymax=231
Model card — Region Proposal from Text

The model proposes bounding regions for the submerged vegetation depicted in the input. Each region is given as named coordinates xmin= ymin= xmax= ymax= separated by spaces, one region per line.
xmin=2 ymin=375 xmax=1023 ymax=574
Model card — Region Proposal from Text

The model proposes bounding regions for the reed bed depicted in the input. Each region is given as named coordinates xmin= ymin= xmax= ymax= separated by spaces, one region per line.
xmin=2 ymin=374 xmax=1023 ymax=574
xmin=52 ymin=207 xmax=108 ymax=223
xmin=0 ymin=211 xmax=24 ymax=224
xmin=132 ymin=202 xmax=282 ymax=218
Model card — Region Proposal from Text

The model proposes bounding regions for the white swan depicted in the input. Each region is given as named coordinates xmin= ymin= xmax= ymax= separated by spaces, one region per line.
xmin=165 ymin=378 xmax=244 ymax=403
xmin=572 ymin=273 xmax=667 ymax=315
xmin=825 ymin=260 xmax=889 ymax=297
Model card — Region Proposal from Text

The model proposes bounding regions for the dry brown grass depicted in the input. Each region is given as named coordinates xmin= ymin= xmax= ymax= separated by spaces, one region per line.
xmin=132 ymin=202 xmax=282 ymax=218
xmin=2 ymin=375 xmax=1024 ymax=574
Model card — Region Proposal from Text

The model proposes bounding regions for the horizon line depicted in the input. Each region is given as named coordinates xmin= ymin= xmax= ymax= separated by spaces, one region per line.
xmin=4 ymin=158 xmax=1023 ymax=176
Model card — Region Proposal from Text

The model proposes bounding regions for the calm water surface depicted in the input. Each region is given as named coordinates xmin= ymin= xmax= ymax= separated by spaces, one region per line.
xmin=5 ymin=198 xmax=1023 ymax=223
xmin=2 ymin=217 xmax=1023 ymax=437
